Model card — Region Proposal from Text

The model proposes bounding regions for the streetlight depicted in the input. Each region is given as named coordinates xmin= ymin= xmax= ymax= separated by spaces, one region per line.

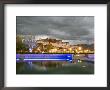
xmin=69 ymin=48 xmax=72 ymax=51
xmin=63 ymin=49 xmax=66 ymax=52
xmin=78 ymin=47 xmax=82 ymax=50
xmin=54 ymin=48 xmax=57 ymax=52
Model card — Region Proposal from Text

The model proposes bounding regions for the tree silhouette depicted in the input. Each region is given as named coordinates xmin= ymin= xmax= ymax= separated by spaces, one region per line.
xmin=16 ymin=36 xmax=28 ymax=53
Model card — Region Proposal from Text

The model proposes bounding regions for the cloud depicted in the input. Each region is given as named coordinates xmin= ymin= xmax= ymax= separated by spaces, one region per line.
xmin=35 ymin=35 xmax=60 ymax=40
xmin=49 ymin=29 xmax=70 ymax=36
xmin=16 ymin=16 xmax=94 ymax=44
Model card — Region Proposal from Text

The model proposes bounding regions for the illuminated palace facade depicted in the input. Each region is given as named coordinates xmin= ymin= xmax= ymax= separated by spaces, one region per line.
xmin=37 ymin=38 xmax=71 ymax=48
xmin=17 ymin=35 xmax=73 ymax=49
xmin=17 ymin=35 xmax=94 ymax=53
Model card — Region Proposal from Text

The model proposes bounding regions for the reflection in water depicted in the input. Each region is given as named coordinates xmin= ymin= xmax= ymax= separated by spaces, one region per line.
xmin=16 ymin=54 xmax=94 ymax=74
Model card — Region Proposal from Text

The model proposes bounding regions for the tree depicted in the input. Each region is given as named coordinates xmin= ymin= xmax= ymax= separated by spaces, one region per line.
xmin=16 ymin=36 xmax=28 ymax=53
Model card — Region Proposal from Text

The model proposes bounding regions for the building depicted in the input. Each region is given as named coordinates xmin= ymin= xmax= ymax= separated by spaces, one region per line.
xmin=36 ymin=38 xmax=70 ymax=49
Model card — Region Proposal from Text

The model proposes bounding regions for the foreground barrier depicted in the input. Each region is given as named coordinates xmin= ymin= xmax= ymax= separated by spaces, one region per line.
xmin=16 ymin=54 xmax=73 ymax=62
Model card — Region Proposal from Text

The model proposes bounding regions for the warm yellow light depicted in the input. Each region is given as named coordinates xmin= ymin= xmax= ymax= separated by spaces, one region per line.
xmin=75 ymin=49 xmax=78 ymax=52
xmin=63 ymin=49 xmax=66 ymax=51
xmin=54 ymin=48 xmax=57 ymax=52
xmin=78 ymin=47 xmax=82 ymax=50
xmin=80 ymin=60 xmax=82 ymax=63
xmin=69 ymin=48 xmax=72 ymax=51
xmin=80 ymin=50 xmax=83 ymax=53
xmin=49 ymin=50 xmax=52 ymax=53
xmin=84 ymin=49 xmax=89 ymax=53
xmin=72 ymin=51 xmax=74 ymax=53
xmin=50 ymin=48 xmax=57 ymax=52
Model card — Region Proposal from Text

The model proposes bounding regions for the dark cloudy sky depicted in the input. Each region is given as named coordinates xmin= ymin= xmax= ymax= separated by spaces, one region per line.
xmin=16 ymin=16 xmax=94 ymax=45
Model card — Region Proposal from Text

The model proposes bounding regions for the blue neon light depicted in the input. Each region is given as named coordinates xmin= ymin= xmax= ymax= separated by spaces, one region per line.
xmin=16 ymin=54 xmax=73 ymax=62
